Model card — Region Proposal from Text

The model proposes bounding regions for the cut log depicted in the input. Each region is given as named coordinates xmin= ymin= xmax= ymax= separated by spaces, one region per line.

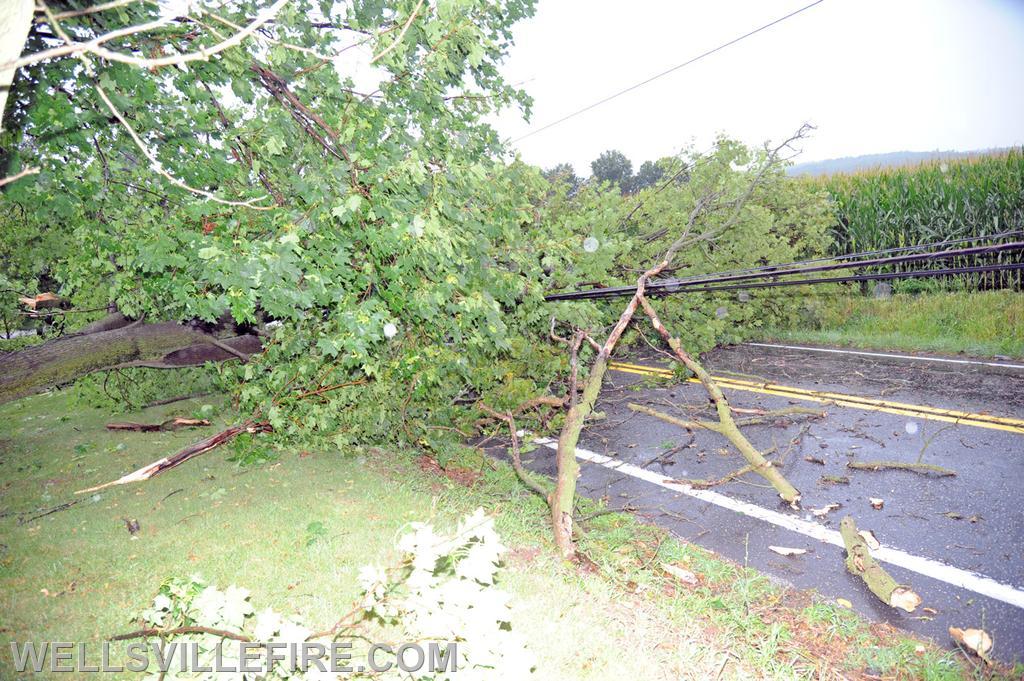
xmin=75 ymin=422 xmax=268 ymax=494
xmin=106 ymin=418 xmax=211 ymax=432
xmin=839 ymin=516 xmax=921 ymax=612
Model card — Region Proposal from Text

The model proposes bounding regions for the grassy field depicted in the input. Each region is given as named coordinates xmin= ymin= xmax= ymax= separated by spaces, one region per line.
xmin=763 ymin=290 xmax=1023 ymax=358
xmin=0 ymin=392 xmax=1013 ymax=679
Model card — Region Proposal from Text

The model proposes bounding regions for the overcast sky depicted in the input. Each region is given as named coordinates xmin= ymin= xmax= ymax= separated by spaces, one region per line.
xmin=490 ymin=0 xmax=1024 ymax=175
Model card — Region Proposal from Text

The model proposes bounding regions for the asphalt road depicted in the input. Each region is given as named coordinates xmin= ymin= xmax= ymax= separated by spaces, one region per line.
xmin=515 ymin=342 xmax=1024 ymax=663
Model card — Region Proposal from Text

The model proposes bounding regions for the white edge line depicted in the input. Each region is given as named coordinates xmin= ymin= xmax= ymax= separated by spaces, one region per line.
xmin=533 ymin=438 xmax=1024 ymax=610
xmin=746 ymin=342 xmax=1024 ymax=371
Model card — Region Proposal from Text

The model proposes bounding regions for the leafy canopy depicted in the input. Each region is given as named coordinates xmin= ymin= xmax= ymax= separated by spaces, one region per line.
xmin=1 ymin=1 xmax=833 ymax=451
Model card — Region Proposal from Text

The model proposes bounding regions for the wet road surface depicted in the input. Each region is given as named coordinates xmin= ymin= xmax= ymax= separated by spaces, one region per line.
xmin=512 ymin=343 xmax=1024 ymax=662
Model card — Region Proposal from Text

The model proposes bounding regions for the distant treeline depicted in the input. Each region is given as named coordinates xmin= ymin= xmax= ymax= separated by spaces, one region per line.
xmin=787 ymin=147 xmax=1017 ymax=177
xmin=811 ymin=149 xmax=1024 ymax=290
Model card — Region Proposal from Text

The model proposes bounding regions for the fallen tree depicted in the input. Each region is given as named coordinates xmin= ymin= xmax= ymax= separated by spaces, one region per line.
xmin=2 ymin=0 xmax=836 ymax=565
xmin=543 ymin=127 xmax=813 ymax=557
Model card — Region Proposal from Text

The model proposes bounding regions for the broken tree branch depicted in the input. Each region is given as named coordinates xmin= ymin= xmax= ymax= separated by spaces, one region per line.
xmin=666 ymin=461 xmax=765 ymax=489
xmin=93 ymin=84 xmax=273 ymax=209
xmin=75 ymin=422 xmax=269 ymax=494
xmin=847 ymin=461 xmax=956 ymax=477
xmin=840 ymin=516 xmax=921 ymax=612
xmin=0 ymin=166 xmax=41 ymax=188
xmin=635 ymin=297 xmax=801 ymax=507
xmin=368 ymin=0 xmax=424 ymax=64
xmin=19 ymin=497 xmax=87 ymax=525
xmin=477 ymin=403 xmax=549 ymax=501
xmin=111 ymin=626 xmax=251 ymax=643
xmin=0 ymin=320 xmax=261 ymax=405
xmin=627 ymin=402 xmax=719 ymax=433
xmin=105 ymin=417 xmax=211 ymax=432
xmin=9 ymin=0 xmax=288 ymax=71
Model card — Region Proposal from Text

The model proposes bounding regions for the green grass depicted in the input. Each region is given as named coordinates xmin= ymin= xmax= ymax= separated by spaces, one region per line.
xmin=1 ymin=392 xmax=1016 ymax=678
xmin=763 ymin=290 xmax=1024 ymax=358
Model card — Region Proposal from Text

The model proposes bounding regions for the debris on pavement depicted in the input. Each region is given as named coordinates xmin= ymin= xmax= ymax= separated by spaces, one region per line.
xmin=847 ymin=460 xmax=956 ymax=477
xmin=810 ymin=502 xmax=841 ymax=518
xmin=949 ymin=626 xmax=993 ymax=663
xmin=840 ymin=516 xmax=921 ymax=612
xmin=858 ymin=529 xmax=880 ymax=550
xmin=768 ymin=546 xmax=807 ymax=556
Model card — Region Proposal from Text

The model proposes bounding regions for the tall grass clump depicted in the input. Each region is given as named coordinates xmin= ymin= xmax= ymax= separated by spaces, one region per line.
xmin=815 ymin=149 xmax=1024 ymax=289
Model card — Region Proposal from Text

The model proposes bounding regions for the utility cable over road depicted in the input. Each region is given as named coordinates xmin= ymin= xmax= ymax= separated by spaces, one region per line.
xmin=546 ymin=234 xmax=1024 ymax=301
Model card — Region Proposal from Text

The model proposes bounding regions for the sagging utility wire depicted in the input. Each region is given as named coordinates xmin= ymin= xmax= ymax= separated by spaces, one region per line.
xmin=649 ymin=229 xmax=1024 ymax=287
xmin=644 ymin=262 xmax=1024 ymax=296
xmin=545 ymin=234 xmax=1024 ymax=302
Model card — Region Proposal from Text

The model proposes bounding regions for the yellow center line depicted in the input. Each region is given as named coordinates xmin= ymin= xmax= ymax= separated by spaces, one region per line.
xmin=608 ymin=361 xmax=1024 ymax=435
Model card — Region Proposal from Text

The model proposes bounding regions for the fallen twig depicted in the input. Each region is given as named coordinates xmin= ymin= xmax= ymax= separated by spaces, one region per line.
xmin=154 ymin=488 xmax=185 ymax=508
xmin=19 ymin=498 xmax=87 ymax=524
xmin=665 ymin=461 xmax=762 ymax=489
xmin=847 ymin=461 xmax=956 ymax=477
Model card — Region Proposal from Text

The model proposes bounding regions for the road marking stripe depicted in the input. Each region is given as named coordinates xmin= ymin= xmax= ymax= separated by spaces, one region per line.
xmin=534 ymin=438 xmax=1024 ymax=610
xmin=615 ymin=358 xmax=1020 ymax=419
xmin=711 ymin=374 xmax=1024 ymax=425
xmin=608 ymin=361 xmax=1024 ymax=434
xmin=745 ymin=342 xmax=1024 ymax=371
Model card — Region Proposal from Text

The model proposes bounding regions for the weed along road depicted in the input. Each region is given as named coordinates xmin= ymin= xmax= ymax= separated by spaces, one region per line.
xmin=516 ymin=343 xmax=1024 ymax=660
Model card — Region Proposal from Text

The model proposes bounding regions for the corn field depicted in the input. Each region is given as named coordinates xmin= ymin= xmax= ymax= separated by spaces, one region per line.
xmin=818 ymin=149 xmax=1024 ymax=290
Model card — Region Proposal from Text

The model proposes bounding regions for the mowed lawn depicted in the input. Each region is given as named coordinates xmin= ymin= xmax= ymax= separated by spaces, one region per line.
xmin=0 ymin=393 xmax=730 ymax=679
xmin=0 ymin=392 xmax=1010 ymax=679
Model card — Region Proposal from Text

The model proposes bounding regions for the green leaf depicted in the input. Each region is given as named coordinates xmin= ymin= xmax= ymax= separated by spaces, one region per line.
xmin=197 ymin=246 xmax=222 ymax=260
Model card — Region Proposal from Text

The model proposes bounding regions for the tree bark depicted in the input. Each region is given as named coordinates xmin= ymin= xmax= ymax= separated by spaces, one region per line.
xmin=0 ymin=318 xmax=260 ymax=404
xmin=839 ymin=516 xmax=921 ymax=612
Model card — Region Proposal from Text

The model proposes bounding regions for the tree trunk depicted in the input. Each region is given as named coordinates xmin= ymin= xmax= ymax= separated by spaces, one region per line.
xmin=551 ymin=354 xmax=607 ymax=556
xmin=0 ymin=318 xmax=260 ymax=404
